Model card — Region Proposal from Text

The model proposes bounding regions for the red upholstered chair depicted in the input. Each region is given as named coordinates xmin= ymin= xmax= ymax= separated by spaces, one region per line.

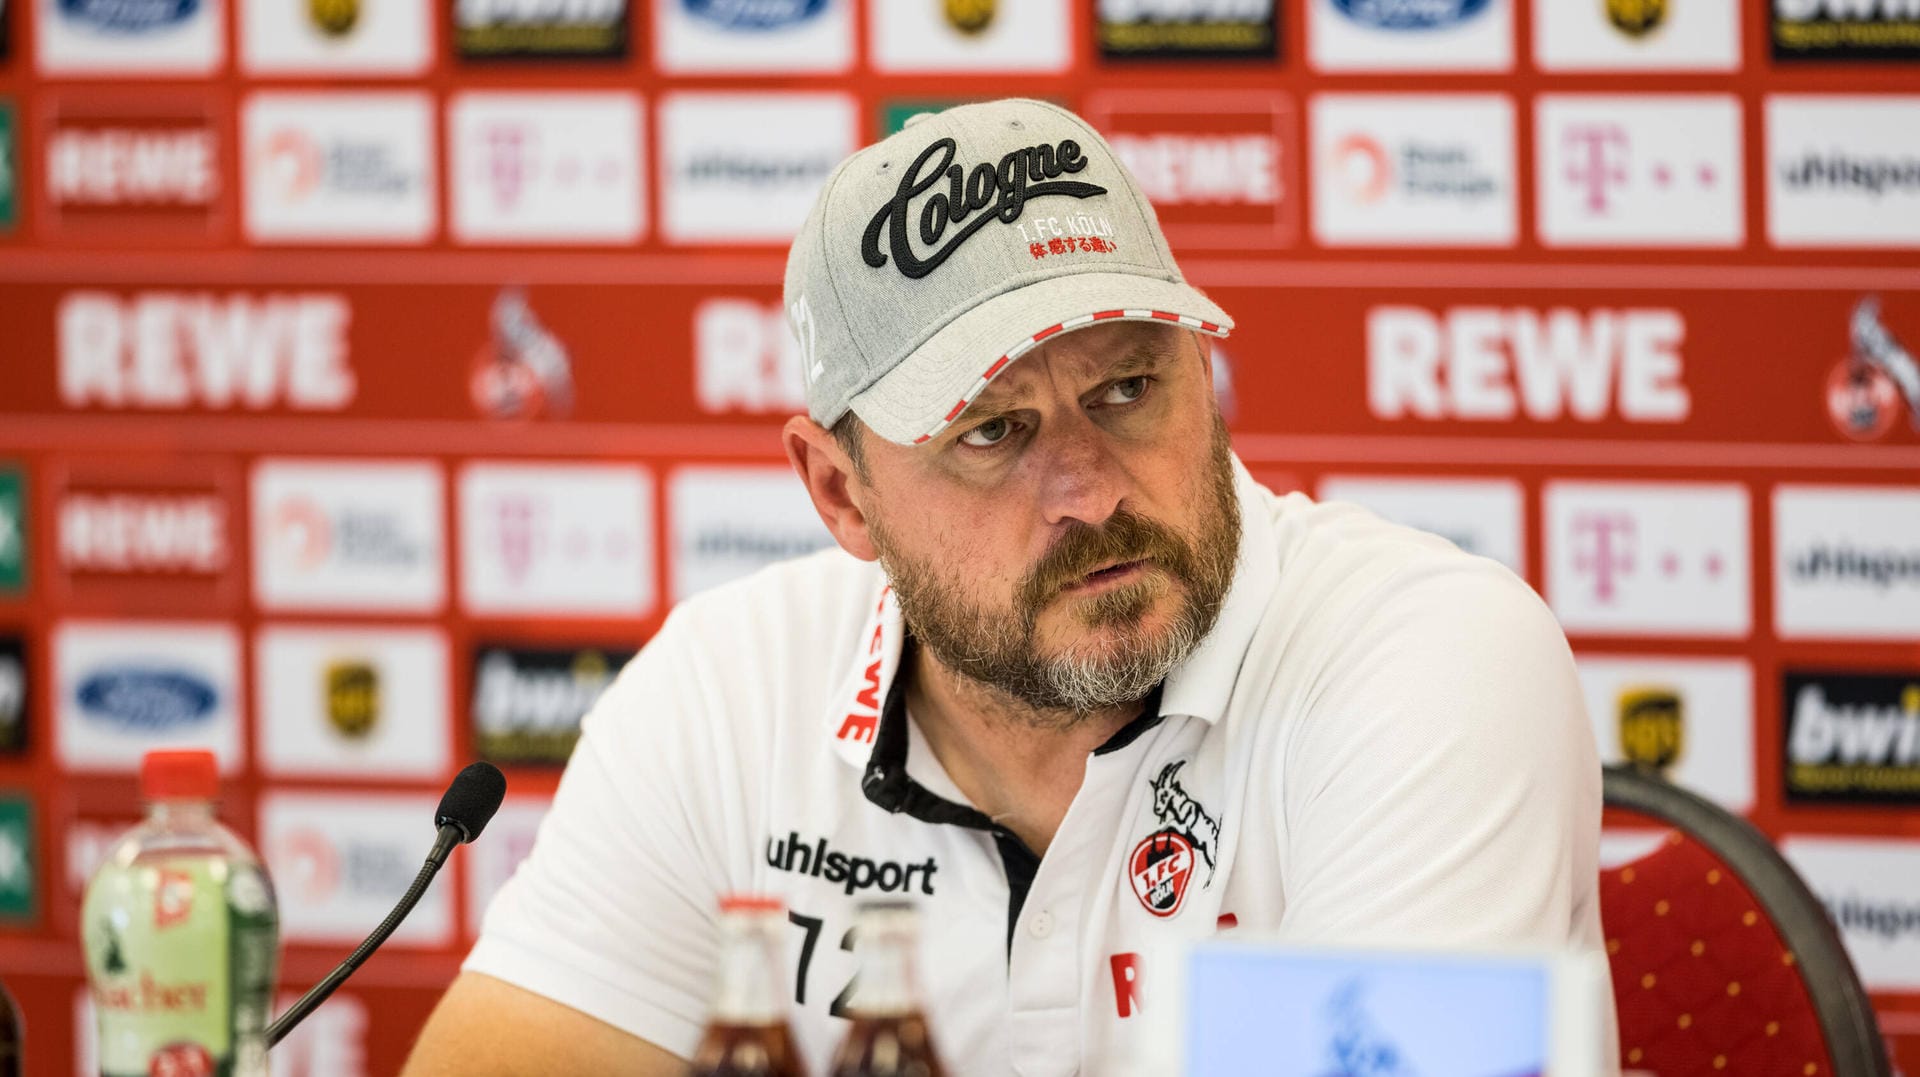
xmin=1600 ymin=765 xmax=1890 ymax=1077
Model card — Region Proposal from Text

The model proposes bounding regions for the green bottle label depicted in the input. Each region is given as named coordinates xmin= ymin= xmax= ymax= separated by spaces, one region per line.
xmin=82 ymin=857 xmax=277 ymax=1077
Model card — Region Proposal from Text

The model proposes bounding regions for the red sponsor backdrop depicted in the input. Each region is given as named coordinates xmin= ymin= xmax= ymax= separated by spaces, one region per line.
xmin=0 ymin=0 xmax=1917 ymax=1072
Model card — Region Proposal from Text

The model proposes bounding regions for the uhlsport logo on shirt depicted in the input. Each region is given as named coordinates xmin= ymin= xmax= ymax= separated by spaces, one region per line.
xmin=242 ymin=92 xmax=436 ymax=244
xmin=1780 ymin=836 xmax=1920 ymax=991
xmin=1310 ymin=0 xmax=1510 ymax=71
xmin=450 ymin=93 xmax=644 ymax=245
xmin=1772 ymin=0 xmax=1920 ymax=61
xmin=659 ymin=92 xmax=856 ymax=244
xmin=1311 ymin=95 xmax=1515 ymax=247
xmin=1774 ymin=485 xmax=1920 ymax=640
xmin=454 ymin=0 xmax=628 ymax=60
xmin=1095 ymin=0 xmax=1278 ymax=59
xmin=1536 ymin=95 xmax=1744 ymax=248
xmin=1784 ymin=670 xmax=1920 ymax=805
xmin=766 ymin=831 xmax=939 ymax=897
xmin=251 ymin=459 xmax=445 ymax=613
xmin=1088 ymin=91 xmax=1295 ymax=250
xmin=53 ymin=620 xmax=242 ymax=773
xmin=1767 ymin=96 xmax=1920 ymax=248
xmin=1544 ymin=482 xmax=1751 ymax=638
xmin=657 ymin=0 xmax=850 ymax=73
xmin=38 ymin=0 xmax=224 ymax=75
xmin=261 ymin=791 xmax=453 ymax=946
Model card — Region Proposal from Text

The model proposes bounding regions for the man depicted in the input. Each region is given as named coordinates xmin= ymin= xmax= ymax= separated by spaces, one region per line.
xmin=405 ymin=99 xmax=1610 ymax=1076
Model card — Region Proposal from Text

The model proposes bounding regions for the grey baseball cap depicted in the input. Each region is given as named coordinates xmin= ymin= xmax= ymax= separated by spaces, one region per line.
xmin=783 ymin=97 xmax=1233 ymax=446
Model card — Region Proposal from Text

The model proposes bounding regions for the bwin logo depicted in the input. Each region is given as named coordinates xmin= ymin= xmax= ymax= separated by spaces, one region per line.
xmin=1788 ymin=681 xmax=1920 ymax=768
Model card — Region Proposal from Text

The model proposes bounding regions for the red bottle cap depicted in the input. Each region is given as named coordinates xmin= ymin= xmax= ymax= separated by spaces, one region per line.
xmin=141 ymin=750 xmax=218 ymax=801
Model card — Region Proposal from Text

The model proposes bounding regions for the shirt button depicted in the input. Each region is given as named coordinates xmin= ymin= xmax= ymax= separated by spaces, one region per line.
xmin=1029 ymin=910 xmax=1054 ymax=939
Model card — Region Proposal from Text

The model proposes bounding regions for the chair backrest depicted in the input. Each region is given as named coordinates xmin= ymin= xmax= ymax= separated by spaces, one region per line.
xmin=1599 ymin=764 xmax=1889 ymax=1077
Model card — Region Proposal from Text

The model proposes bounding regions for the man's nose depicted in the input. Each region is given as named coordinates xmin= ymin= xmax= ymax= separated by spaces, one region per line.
xmin=1033 ymin=411 xmax=1127 ymax=528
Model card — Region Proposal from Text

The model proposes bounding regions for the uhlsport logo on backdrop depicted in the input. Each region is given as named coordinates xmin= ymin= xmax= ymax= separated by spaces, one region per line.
xmin=53 ymin=620 xmax=241 ymax=773
xmin=1773 ymin=0 xmax=1920 ymax=61
xmin=1536 ymin=95 xmax=1744 ymax=248
xmin=1095 ymin=0 xmax=1277 ymax=59
xmin=1822 ymin=296 xmax=1920 ymax=442
xmin=450 ymin=92 xmax=643 ymax=245
xmin=1316 ymin=476 xmax=1524 ymax=574
xmin=0 ymin=795 xmax=33 ymax=923
xmin=1087 ymin=91 xmax=1294 ymax=249
xmin=0 ymin=465 xmax=24 ymax=595
xmin=251 ymin=459 xmax=445 ymax=613
xmin=464 ymin=798 xmax=549 ymax=935
xmin=243 ymin=92 xmax=435 ymax=243
xmin=458 ymin=462 xmax=653 ymax=616
xmin=1780 ymin=836 xmax=1920 ymax=991
xmin=54 ymin=471 xmax=235 ymax=607
xmin=694 ymin=296 xmax=809 ymax=414
xmin=1544 ymin=481 xmax=1750 ymax=638
xmin=668 ymin=467 xmax=834 ymax=600
xmin=1768 ymin=96 xmax=1920 ymax=248
xmin=255 ymin=625 xmax=450 ymax=779
xmin=1784 ymin=670 xmax=1920 ymax=805
xmin=656 ymin=0 xmax=850 ymax=73
xmin=1577 ymin=655 xmax=1755 ymax=814
xmin=659 ymin=92 xmax=856 ymax=244
xmin=1309 ymin=0 xmax=1510 ymax=71
xmin=241 ymin=0 xmax=429 ymax=73
xmin=1310 ymin=95 xmax=1514 ymax=246
xmin=261 ymin=792 xmax=453 ymax=946
xmin=1774 ymin=485 xmax=1920 ymax=639
xmin=471 ymin=643 xmax=633 ymax=766
xmin=38 ymin=0 xmax=224 ymax=75
xmin=42 ymin=99 xmax=222 ymax=239
xmin=1534 ymin=0 xmax=1740 ymax=71
xmin=1366 ymin=304 xmax=1691 ymax=423
xmin=0 ymin=634 xmax=26 ymax=756
xmin=869 ymin=0 xmax=1070 ymax=73
xmin=454 ymin=0 xmax=628 ymax=60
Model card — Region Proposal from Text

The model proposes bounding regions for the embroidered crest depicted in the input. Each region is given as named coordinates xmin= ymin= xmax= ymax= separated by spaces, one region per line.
xmin=1125 ymin=759 xmax=1222 ymax=919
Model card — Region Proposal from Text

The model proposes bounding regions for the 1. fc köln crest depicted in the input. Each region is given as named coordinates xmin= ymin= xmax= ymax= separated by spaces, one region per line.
xmin=1129 ymin=829 xmax=1196 ymax=918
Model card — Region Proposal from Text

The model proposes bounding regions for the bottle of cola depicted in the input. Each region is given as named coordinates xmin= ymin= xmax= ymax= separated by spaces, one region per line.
xmin=688 ymin=896 xmax=809 ymax=1077
xmin=829 ymin=902 xmax=947 ymax=1077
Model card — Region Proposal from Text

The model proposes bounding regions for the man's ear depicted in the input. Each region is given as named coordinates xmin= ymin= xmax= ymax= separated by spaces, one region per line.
xmin=1192 ymin=330 xmax=1215 ymax=395
xmin=783 ymin=415 xmax=879 ymax=563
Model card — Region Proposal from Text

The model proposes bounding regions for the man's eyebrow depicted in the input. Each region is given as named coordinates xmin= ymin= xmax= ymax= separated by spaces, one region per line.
xmin=966 ymin=343 xmax=1175 ymax=415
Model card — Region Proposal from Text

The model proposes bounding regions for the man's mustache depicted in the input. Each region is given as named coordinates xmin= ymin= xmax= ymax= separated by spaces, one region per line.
xmin=1017 ymin=508 xmax=1197 ymax=613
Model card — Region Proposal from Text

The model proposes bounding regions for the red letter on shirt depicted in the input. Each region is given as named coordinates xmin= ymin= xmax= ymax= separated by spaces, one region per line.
xmin=1111 ymin=953 xmax=1141 ymax=1019
xmin=854 ymin=659 xmax=882 ymax=711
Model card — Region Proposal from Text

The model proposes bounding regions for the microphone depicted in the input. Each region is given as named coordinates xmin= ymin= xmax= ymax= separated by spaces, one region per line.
xmin=266 ymin=762 xmax=507 ymax=1048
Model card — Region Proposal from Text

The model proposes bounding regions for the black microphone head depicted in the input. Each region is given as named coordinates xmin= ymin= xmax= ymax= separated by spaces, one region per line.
xmin=437 ymin=762 xmax=507 ymax=843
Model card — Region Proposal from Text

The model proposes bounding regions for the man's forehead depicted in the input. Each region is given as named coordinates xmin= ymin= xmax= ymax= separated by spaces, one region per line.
xmin=970 ymin=321 xmax=1188 ymax=409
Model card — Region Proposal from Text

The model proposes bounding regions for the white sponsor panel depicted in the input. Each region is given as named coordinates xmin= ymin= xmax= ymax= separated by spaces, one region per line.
xmin=241 ymin=0 xmax=430 ymax=74
xmin=53 ymin=620 xmax=242 ymax=773
xmin=1767 ymin=96 xmax=1920 ymax=249
xmin=669 ymin=466 xmax=835 ymax=601
xmin=870 ymin=0 xmax=1070 ymax=73
xmin=464 ymin=797 xmax=549 ymax=934
xmin=1544 ymin=482 xmax=1750 ymax=637
xmin=450 ymin=92 xmax=644 ymax=245
xmin=1780 ymin=835 xmax=1920 ymax=991
xmin=458 ymin=462 xmax=654 ymax=616
xmin=243 ymin=92 xmax=436 ymax=243
xmin=270 ymin=990 xmax=369 ymax=1077
xmin=1534 ymin=0 xmax=1740 ymax=71
xmin=1309 ymin=0 xmax=1511 ymax=72
xmin=251 ymin=459 xmax=446 ymax=613
xmin=657 ymin=0 xmax=853 ymax=73
xmin=37 ymin=0 xmax=225 ymax=75
xmin=1774 ymin=485 xmax=1920 ymax=640
xmin=658 ymin=93 xmax=855 ymax=245
xmin=1365 ymin=305 xmax=1692 ymax=424
xmin=694 ymin=297 xmax=808 ymax=414
xmin=57 ymin=290 xmax=357 ymax=412
xmin=1537 ymin=95 xmax=1744 ymax=248
xmin=1310 ymin=94 xmax=1515 ymax=247
xmin=260 ymin=791 xmax=453 ymax=946
xmin=1314 ymin=476 xmax=1524 ymax=574
xmin=254 ymin=625 xmax=450 ymax=779
xmin=1576 ymin=655 xmax=1755 ymax=814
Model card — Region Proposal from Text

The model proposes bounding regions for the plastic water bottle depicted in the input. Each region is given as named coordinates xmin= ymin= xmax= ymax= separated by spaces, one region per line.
xmin=81 ymin=750 xmax=278 ymax=1077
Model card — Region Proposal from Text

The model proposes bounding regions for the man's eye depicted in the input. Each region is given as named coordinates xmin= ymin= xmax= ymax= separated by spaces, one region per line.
xmin=1102 ymin=377 xmax=1150 ymax=405
xmin=959 ymin=417 xmax=1014 ymax=448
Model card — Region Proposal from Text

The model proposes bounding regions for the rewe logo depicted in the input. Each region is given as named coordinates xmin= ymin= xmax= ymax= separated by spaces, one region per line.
xmin=1367 ymin=305 xmax=1690 ymax=422
xmin=862 ymin=137 xmax=1106 ymax=280
xmin=58 ymin=291 xmax=355 ymax=411
xmin=46 ymin=124 xmax=217 ymax=207
xmin=58 ymin=493 xmax=226 ymax=574
xmin=695 ymin=297 xmax=808 ymax=414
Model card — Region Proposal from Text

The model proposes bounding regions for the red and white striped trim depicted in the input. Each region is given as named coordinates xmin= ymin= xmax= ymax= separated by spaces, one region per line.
xmin=908 ymin=309 xmax=1228 ymax=445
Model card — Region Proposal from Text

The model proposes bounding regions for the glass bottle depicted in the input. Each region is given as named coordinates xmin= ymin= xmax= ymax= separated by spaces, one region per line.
xmin=828 ymin=902 xmax=947 ymax=1077
xmin=688 ymin=895 xmax=809 ymax=1077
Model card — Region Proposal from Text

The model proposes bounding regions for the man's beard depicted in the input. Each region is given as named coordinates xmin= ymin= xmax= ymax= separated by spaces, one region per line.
xmin=869 ymin=418 xmax=1242 ymax=719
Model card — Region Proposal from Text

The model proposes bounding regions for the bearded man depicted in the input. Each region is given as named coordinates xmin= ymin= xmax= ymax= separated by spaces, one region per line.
xmin=405 ymin=98 xmax=1612 ymax=1076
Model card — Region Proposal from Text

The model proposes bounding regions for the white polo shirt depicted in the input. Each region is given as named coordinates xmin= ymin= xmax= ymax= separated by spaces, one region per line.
xmin=466 ymin=461 xmax=1612 ymax=1076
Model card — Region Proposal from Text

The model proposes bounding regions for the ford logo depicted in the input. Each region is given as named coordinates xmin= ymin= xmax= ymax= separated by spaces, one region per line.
xmin=77 ymin=669 xmax=218 ymax=731
xmin=683 ymin=0 xmax=829 ymax=31
xmin=57 ymin=0 xmax=200 ymax=33
xmin=1328 ymin=0 xmax=1492 ymax=31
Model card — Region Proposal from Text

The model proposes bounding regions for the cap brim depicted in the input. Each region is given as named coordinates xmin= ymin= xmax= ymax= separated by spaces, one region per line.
xmin=848 ymin=272 xmax=1233 ymax=445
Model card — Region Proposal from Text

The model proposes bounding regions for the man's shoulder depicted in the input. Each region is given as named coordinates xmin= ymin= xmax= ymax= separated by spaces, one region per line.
xmin=652 ymin=545 xmax=887 ymax=683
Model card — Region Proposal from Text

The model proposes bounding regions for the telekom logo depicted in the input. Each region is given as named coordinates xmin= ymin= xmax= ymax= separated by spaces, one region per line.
xmin=481 ymin=123 xmax=531 ymax=210
xmin=1573 ymin=512 xmax=1636 ymax=603
xmin=492 ymin=495 xmax=539 ymax=585
xmin=1562 ymin=124 xmax=1628 ymax=214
